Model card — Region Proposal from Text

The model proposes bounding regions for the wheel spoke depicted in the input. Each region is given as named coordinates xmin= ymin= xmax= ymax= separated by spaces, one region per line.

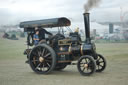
xmin=80 ymin=63 xmax=84 ymax=67
xmin=36 ymin=63 xmax=41 ymax=69
xmin=31 ymin=60 xmax=39 ymax=62
xmin=82 ymin=67 xmax=86 ymax=71
xmin=85 ymin=59 xmax=88 ymax=64
xmin=45 ymin=60 xmax=52 ymax=62
xmin=44 ymin=53 xmax=51 ymax=58
xmin=37 ymin=47 xmax=42 ymax=52
xmin=80 ymin=65 xmax=84 ymax=67
xmin=99 ymin=65 xmax=103 ymax=67
xmin=87 ymin=59 xmax=90 ymax=64
xmin=41 ymin=48 xmax=45 ymax=57
xmin=42 ymin=63 xmax=45 ymax=71
xmin=38 ymin=51 xmax=41 ymax=56
xmin=46 ymin=62 xmax=50 ymax=67
xmin=98 ymin=65 xmax=100 ymax=69
xmin=44 ymin=50 xmax=48 ymax=55
xmin=35 ymin=50 xmax=39 ymax=56
xmin=97 ymin=57 xmax=101 ymax=61
xmin=87 ymin=67 xmax=89 ymax=72
xmin=32 ymin=52 xmax=37 ymax=56
xmin=99 ymin=61 xmax=104 ymax=63
xmin=80 ymin=62 xmax=85 ymax=64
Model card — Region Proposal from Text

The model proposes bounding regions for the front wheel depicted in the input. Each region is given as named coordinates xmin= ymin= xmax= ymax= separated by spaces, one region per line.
xmin=96 ymin=54 xmax=107 ymax=72
xmin=77 ymin=55 xmax=96 ymax=76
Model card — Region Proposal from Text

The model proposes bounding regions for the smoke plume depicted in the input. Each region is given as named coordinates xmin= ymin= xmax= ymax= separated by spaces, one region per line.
xmin=84 ymin=0 xmax=101 ymax=12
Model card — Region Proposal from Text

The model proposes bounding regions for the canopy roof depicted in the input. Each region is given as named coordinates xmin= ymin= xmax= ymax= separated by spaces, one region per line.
xmin=19 ymin=17 xmax=71 ymax=28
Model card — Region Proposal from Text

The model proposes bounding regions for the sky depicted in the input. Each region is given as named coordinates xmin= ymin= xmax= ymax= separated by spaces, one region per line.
xmin=0 ymin=0 xmax=128 ymax=32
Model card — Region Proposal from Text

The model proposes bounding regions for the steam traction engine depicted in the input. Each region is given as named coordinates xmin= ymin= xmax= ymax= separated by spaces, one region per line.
xmin=20 ymin=13 xmax=106 ymax=76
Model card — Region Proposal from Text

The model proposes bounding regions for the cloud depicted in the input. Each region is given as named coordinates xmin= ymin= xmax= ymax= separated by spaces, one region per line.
xmin=0 ymin=0 xmax=128 ymax=29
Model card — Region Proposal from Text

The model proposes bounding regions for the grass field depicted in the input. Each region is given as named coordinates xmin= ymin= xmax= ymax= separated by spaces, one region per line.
xmin=0 ymin=34 xmax=128 ymax=85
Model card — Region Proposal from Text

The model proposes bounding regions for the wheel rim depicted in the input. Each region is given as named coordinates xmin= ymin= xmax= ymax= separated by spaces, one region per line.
xmin=30 ymin=46 xmax=53 ymax=73
xmin=80 ymin=58 xmax=94 ymax=73
xmin=78 ymin=56 xmax=96 ymax=75
xmin=96 ymin=54 xmax=106 ymax=72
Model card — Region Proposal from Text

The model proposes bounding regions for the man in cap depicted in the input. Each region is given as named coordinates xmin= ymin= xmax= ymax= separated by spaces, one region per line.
xmin=35 ymin=27 xmax=52 ymax=41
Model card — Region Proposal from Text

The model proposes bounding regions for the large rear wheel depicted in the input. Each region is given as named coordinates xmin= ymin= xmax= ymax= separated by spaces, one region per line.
xmin=29 ymin=44 xmax=56 ymax=74
xmin=77 ymin=55 xmax=96 ymax=76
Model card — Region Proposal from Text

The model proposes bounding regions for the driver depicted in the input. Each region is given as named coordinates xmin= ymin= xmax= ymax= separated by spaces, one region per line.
xmin=35 ymin=27 xmax=52 ymax=41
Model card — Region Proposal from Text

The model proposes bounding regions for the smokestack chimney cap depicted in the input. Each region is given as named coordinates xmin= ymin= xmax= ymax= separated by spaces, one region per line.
xmin=83 ymin=13 xmax=90 ymax=15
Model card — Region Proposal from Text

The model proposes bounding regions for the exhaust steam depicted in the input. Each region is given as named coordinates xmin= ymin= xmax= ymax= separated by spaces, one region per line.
xmin=84 ymin=0 xmax=101 ymax=12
